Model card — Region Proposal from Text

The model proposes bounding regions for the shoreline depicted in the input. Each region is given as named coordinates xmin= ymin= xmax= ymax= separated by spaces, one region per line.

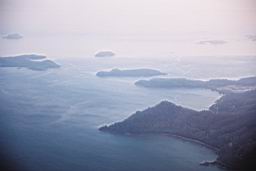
xmin=159 ymin=133 xmax=233 ymax=170
xmin=166 ymin=134 xmax=220 ymax=152
xmin=100 ymin=128 xmax=235 ymax=170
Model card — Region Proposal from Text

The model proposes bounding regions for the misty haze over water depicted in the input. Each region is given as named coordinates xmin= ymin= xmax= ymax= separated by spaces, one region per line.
xmin=0 ymin=0 xmax=256 ymax=171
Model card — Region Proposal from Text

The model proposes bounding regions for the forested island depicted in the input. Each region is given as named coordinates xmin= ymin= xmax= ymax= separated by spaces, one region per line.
xmin=0 ymin=54 xmax=60 ymax=71
xmin=100 ymin=77 xmax=256 ymax=170
xmin=96 ymin=68 xmax=166 ymax=77
xmin=135 ymin=76 xmax=256 ymax=93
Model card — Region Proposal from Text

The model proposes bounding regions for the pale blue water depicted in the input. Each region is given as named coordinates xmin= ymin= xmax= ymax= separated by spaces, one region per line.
xmin=1 ymin=29 xmax=256 ymax=171
xmin=0 ymin=56 xmax=229 ymax=171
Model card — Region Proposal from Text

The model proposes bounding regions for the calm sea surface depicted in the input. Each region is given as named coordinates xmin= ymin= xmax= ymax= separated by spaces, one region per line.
xmin=0 ymin=58 xmax=226 ymax=171
xmin=1 ymin=36 xmax=256 ymax=171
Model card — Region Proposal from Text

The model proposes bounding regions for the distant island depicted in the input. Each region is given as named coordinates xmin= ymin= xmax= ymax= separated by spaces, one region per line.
xmin=100 ymin=89 xmax=256 ymax=170
xmin=2 ymin=33 xmax=23 ymax=40
xmin=247 ymin=35 xmax=256 ymax=42
xmin=135 ymin=77 xmax=256 ymax=93
xmin=197 ymin=40 xmax=227 ymax=45
xmin=100 ymin=76 xmax=256 ymax=170
xmin=96 ymin=68 xmax=167 ymax=77
xmin=0 ymin=54 xmax=60 ymax=71
xmin=95 ymin=51 xmax=115 ymax=57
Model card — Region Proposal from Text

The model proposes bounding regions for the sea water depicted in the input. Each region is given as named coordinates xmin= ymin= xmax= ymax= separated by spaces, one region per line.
xmin=1 ymin=35 xmax=256 ymax=171
xmin=0 ymin=58 xmax=226 ymax=171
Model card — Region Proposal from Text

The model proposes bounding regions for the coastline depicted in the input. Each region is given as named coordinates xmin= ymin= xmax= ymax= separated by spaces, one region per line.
xmin=100 ymin=129 xmax=230 ymax=169
xmin=155 ymin=133 xmax=231 ymax=170
xmin=166 ymin=133 xmax=219 ymax=152
xmin=162 ymin=133 xmax=233 ymax=170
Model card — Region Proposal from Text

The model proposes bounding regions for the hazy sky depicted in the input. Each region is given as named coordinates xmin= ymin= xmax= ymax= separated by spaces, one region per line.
xmin=0 ymin=0 xmax=256 ymax=57
xmin=1 ymin=0 xmax=256 ymax=36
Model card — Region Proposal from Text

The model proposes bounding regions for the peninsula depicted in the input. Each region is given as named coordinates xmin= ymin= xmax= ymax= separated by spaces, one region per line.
xmin=135 ymin=77 xmax=256 ymax=93
xmin=100 ymin=77 xmax=256 ymax=170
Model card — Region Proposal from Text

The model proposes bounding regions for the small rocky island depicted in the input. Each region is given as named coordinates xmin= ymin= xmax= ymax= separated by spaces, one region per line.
xmin=95 ymin=51 xmax=115 ymax=57
xmin=100 ymin=77 xmax=256 ymax=170
xmin=2 ymin=33 xmax=23 ymax=40
xmin=135 ymin=77 xmax=256 ymax=93
xmin=0 ymin=54 xmax=60 ymax=71
xmin=96 ymin=68 xmax=167 ymax=77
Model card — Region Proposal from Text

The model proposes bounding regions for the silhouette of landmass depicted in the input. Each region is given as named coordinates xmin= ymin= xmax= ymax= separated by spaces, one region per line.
xmin=0 ymin=54 xmax=60 ymax=71
xmin=2 ymin=33 xmax=23 ymax=40
xmin=135 ymin=77 xmax=256 ymax=93
xmin=95 ymin=51 xmax=115 ymax=57
xmin=100 ymin=77 xmax=256 ymax=170
xmin=96 ymin=68 xmax=167 ymax=77
xmin=197 ymin=40 xmax=227 ymax=45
